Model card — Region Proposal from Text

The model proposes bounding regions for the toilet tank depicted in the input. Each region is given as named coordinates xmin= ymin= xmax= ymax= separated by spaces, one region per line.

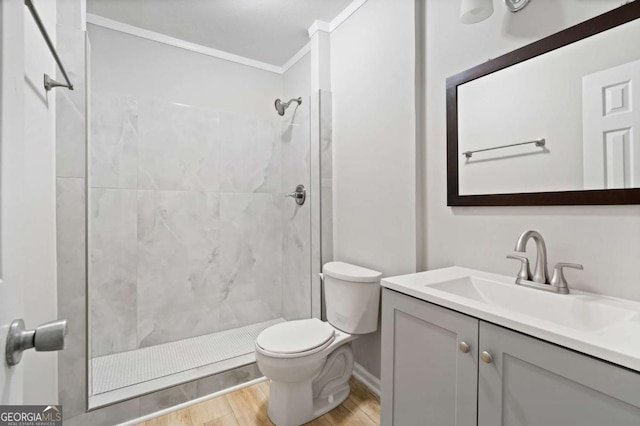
xmin=323 ymin=262 xmax=382 ymax=334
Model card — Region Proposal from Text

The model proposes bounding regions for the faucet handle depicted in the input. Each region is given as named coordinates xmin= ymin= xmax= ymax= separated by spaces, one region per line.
xmin=550 ymin=263 xmax=583 ymax=294
xmin=507 ymin=254 xmax=532 ymax=281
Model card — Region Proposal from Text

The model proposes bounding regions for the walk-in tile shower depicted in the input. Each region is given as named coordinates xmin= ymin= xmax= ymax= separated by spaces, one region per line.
xmin=86 ymin=23 xmax=317 ymax=407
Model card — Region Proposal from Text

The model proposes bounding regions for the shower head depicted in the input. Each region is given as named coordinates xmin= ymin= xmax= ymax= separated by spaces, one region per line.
xmin=275 ymin=97 xmax=302 ymax=116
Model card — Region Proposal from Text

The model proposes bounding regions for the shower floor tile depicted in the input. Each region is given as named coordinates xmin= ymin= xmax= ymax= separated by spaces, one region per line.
xmin=91 ymin=319 xmax=284 ymax=396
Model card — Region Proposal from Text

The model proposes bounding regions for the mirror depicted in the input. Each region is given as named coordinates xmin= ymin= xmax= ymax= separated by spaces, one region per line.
xmin=447 ymin=3 xmax=640 ymax=206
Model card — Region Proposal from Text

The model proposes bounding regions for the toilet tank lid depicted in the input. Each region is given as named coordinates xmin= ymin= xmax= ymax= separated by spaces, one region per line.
xmin=323 ymin=262 xmax=382 ymax=283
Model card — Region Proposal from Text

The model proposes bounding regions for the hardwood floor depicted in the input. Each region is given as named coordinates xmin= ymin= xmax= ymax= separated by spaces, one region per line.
xmin=139 ymin=377 xmax=380 ymax=426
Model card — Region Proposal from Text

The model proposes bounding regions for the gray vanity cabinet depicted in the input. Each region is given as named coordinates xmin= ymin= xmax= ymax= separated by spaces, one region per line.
xmin=381 ymin=289 xmax=479 ymax=426
xmin=478 ymin=321 xmax=640 ymax=426
xmin=381 ymin=289 xmax=640 ymax=426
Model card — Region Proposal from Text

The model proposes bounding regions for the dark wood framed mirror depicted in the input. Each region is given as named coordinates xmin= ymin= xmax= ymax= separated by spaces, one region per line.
xmin=447 ymin=2 xmax=640 ymax=206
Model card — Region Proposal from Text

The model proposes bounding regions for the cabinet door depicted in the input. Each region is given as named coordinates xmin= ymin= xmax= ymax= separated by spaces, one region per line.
xmin=381 ymin=289 xmax=479 ymax=426
xmin=478 ymin=321 xmax=640 ymax=426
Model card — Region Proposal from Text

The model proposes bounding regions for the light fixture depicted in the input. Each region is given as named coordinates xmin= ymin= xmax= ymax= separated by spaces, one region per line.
xmin=460 ymin=0 xmax=494 ymax=24
xmin=460 ymin=0 xmax=532 ymax=24
xmin=504 ymin=0 xmax=530 ymax=13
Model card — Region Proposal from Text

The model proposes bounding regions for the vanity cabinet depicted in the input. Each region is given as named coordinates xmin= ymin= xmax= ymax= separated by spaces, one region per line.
xmin=381 ymin=289 xmax=640 ymax=426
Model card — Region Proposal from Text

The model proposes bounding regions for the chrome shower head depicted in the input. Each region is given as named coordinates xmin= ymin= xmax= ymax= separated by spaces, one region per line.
xmin=274 ymin=97 xmax=302 ymax=116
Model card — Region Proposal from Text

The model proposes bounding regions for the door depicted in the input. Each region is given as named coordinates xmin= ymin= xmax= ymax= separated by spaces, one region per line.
xmin=478 ymin=321 xmax=640 ymax=426
xmin=0 ymin=0 xmax=26 ymax=404
xmin=381 ymin=289 xmax=478 ymax=426
xmin=583 ymin=58 xmax=640 ymax=190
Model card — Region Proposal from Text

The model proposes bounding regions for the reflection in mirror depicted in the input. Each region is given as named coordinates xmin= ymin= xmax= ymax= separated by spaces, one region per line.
xmin=458 ymin=16 xmax=640 ymax=196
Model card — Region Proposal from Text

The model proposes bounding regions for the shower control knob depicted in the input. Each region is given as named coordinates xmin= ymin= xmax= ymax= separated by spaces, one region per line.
xmin=5 ymin=318 xmax=68 ymax=366
xmin=286 ymin=184 xmax=306 ymax=206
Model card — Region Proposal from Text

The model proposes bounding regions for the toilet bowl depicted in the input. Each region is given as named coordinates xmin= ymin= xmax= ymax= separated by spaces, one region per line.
xmin=255 ymin=262 xmax=381 ymax=426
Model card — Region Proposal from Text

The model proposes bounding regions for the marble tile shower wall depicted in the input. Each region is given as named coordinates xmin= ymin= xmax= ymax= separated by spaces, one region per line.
xmin=55 ymin=21 xmax=87 ymax=420
xmin=89 ymin=93 xmax=310 ymax=357
xmin=282 ymin=103 xmax=312 ymax=320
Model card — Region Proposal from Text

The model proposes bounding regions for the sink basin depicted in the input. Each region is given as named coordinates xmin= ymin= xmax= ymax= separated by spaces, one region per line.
xmin=429 ymin=276 xmax=637 ymax=333
xmin=381 ymin=266 xmax=640 ymax=372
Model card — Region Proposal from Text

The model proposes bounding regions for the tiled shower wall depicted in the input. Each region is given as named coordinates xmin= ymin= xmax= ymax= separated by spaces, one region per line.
xmin=55 ymin=12 xmax=319 ymax=421
xmin=89 ymin=93 xmax=310 ymax=357
xmin=55 ymin=7 xmax=88 ymax=420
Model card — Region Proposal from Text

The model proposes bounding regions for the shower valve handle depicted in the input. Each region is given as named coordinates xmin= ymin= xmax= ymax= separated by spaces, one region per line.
xmin=286 ymin=184 xmax=306 ymax=206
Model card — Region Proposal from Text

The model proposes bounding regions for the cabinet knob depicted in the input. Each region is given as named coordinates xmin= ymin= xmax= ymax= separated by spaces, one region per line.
xmin=481 ymin=351 xmax=493 ymax=364
xmin=458 ymin=341 xmax=470 ymax=353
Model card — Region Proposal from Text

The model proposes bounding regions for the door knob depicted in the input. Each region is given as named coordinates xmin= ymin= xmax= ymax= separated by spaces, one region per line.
xmin=481 ymin=351 xmax=493 ymax=364
xmin=6 ymin=319 xmax=68 ymax=366
xmin=458 ymin=341 xmax=470 ymax=353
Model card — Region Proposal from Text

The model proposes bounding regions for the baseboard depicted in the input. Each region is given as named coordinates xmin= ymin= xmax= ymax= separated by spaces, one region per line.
xmin=352 ymin=362 xmax=381 ymax=397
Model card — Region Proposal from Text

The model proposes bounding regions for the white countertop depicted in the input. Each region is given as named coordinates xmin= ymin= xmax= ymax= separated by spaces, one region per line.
xmin=382 ymin=266 xmax=640 ymax=373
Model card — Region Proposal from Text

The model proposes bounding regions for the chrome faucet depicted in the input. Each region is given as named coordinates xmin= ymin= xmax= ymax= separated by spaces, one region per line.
xmin=513 ymin=230 xmax=549 ymax=284
xmin=507 ymin=230 xmax=583 ymax=294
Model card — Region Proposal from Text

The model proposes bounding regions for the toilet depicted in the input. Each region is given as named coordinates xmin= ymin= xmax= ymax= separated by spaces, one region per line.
xmin=255 ymin=261 xmax=382 ymax=426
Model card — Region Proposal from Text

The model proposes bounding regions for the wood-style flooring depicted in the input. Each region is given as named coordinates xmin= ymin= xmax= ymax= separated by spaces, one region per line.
xmin=139 ymin=377 xmax=380 ymax=426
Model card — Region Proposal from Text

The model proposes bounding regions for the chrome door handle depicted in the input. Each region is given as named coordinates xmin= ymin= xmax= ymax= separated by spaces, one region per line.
xmin=6 ymin=319 xmax=68 ymax=366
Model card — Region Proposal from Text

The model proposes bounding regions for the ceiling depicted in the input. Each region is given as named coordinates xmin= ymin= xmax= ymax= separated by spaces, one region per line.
xmin=87 ymin=0 xmax=353 ymax=66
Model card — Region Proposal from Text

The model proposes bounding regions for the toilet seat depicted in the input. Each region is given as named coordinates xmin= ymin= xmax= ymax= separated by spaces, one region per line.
xmin=256 ymin=318 xmax=335 ymax=359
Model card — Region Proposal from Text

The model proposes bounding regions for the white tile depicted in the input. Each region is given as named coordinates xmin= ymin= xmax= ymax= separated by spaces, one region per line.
xmin=281 ymin=105 xmax=310 ymax=191
xmin=281 ymin=103 xmax=312 ymax=320
xmin=219 ymin=113 xmax=281 ymax=193
xmin=57 ymin=0 xmax=84 ymax=30
xmin=136 ymin=190 xmax=223 ymax=347
xmin=137 ymin=97 xmax=220 ymax=191
xmin=90 ymin=93 xmax=138 ymax=188
xmin=220 ymin=193 xmax=283 ymax=322
xmin=90 ymin=188 xmax=138 ymax=357
xmin=92 ymin=320 xmax=280 ymax=395
xmin=56 ymin=177 xmax=87 ymax=418
xmin=320 ymin=90 xmax=333 ymax=180
xmin=282 ymin=200 xmax=312 ymax=320
xmin=56 ymin=26 xmax=86 ymax=178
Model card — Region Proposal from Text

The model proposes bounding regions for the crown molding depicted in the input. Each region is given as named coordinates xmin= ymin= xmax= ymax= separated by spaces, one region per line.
xmin=86 ymin=0 xmax=369 ymax=75
xmin=86 ymin=13 xmax=283 ymax=74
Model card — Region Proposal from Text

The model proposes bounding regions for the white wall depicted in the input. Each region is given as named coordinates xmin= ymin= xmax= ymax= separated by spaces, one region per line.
xmin=331 ymin=0 xmax=416 ymax=378
xmin=283 ymin=53 xmax=311 ymax=103
xmin=23 ymin=0 xmax=59 ymax=404
xmin=424 ymin=1 xmax=640 ymax=303
xmin=87 ymin=24 xmax=282 ymax=119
